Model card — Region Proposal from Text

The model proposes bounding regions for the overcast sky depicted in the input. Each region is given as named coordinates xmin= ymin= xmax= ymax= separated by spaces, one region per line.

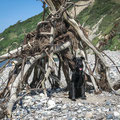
xmin=0 ymin=0 xmax=43 ymax=33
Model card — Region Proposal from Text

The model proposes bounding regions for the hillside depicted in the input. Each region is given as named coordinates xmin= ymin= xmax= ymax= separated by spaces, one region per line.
xmin=77 ymin=0 xmax=120 ymax=50
xmin=0 ymin=12 xmax=44 ymax=55
xmin=0 ymin=0 xmax=120 ymax=55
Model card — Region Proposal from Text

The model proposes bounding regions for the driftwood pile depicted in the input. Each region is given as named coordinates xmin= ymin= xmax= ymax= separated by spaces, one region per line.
xmin=0 ymin=0 xmax=120 ymax=118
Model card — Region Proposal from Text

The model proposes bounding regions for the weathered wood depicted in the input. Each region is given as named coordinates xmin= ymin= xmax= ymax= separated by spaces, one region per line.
xmin=86 ymin=64 xmax=100 ymax=93
xmin=7 ymin=59 xmax=36 ymax=117
xmin=44 ymin=0 xmax=119 ymax=93
xmin=0 ymin=41 xmax=37 ymax=62
xmin=1 ymin=1 xmax=120 ymax=118
xmin=7 ymin=40 xmax=71 ymax=117
xmin=63 ymin=7 xmax=118 ymax=94
xmin=42 ymin=26 xmax=54 ymax=96
xmin=40 ymin=32 xmax=53 ymax=35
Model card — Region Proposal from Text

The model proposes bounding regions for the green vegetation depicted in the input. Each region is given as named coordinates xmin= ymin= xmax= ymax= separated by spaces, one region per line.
xmin=77 ymin=0 xmax=120 ymax=50
xmin=104 ymin=35 xmax=120 ymax=50
xmin=0 ymin=0 xmax=120 ymax=55
xmin=92 ymin=37 xmax=100 ymax=46
xmin=72 ymin=0 xmax=80 ymax=2
xmin=0 ymin=7 xmax=50 ymax=55
xmin=0 ymin=12 xmax=44 ymax=55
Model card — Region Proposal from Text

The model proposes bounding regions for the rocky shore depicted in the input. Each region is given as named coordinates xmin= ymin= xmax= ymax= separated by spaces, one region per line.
xmin=0 ymin=50 xmax=120 ymax=120
xmin=10 ymin=89 xmax=120 ymax=120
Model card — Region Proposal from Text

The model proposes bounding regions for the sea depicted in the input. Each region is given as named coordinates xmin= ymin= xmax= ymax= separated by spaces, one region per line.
xmin=0 ymin=58 xmax=58 ymax=68
xmin=0 ymin=60 xmax=11 ymax=68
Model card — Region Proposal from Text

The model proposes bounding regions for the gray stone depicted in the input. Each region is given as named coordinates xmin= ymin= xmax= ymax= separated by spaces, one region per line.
xmin=106 ymin=101 xmax=111 ymax=106
xmin=85 ymin=112 xmax=93 ymax=119
xmin=114 ymin=111 xmax=120 ymax=117
xmin=107 ymin=114 xmax=113 ymax=119
xmin=37 ymin=104 xmax=42 ymax=110
xmin=96 ymin=113 xmax=105 ymax=120
xmin=109 ymin=108 xmax=113 ymax=111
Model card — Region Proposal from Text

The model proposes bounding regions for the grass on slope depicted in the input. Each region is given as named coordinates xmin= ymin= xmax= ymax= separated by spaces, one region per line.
xmin=77 ymin=0 xmax=120 ymax=50
xmin=0 ymin=11 xmax=44 ymax=55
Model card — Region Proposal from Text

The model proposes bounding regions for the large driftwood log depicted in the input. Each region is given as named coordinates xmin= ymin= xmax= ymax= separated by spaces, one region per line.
xmin=63 ymin=5 xmax=120 ymax=95
xmin=7 ymin=41 xmax=71 ymax=117
xmin=1 ymin=0 xmax=120 ymax=118
xmin=0 ymin=40 xmax=37 ymax=63
xmin=42 ymin=26 xmax=54 ymax=96
xmin=7 ymin=58 xmax=36 ymax=117
xmin=45 ymin=0 xmax=102 ymax=92
xmin=45 ymin=0 xmax=120 ymax=94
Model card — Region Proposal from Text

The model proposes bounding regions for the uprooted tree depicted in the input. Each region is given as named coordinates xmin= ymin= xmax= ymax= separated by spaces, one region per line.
xmin=0 ymin=0 xmax=120 ymax=118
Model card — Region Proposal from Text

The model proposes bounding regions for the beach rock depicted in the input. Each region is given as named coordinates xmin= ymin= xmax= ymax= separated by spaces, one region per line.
xmin=107 ymin=114 xmax=114 ymax=119
xmin=47 ymin=99 xmax=56 ymax=109
xmin=114 ymin=111 xmax=120 ymax=117
xmin=1 ymin=50 xmax=120 ymax=120
xmin=85 ymin=112 xmax=93 ymax=119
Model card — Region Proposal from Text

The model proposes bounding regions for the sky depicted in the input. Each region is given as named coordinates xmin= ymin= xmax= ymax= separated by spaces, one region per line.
xmin=0 ymin=0 xmax=43 ymax=33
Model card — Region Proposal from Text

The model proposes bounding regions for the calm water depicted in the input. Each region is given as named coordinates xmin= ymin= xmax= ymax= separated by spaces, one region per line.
xmin=0 ymin=58 xmax=58 ymax=68
xmin=0 ymin=60 xmax=11 ymax=68
xmin=0 ymin=61 xmax=6 ymax=67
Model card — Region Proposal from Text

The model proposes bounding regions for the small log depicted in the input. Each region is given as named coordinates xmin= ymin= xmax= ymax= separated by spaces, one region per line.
xmin=30 ymin=64 xmax=39 ymax=88
xmin=85 ymin=63 xmax=100 ymax=93
xmin=61 ymin=58 xmax=71 ymax=90
xmin=7 ymin=60 xmax=35 ymax=117
xmin=42 ymin=26 xmax=54 ymax=96
xmin=7 ymin=39 xmax=71 ymax=117
xmin=0 ymin=40 xmax=37 ymax=63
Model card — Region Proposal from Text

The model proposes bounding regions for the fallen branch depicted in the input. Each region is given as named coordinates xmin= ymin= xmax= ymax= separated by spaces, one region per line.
xmin=7 ymin=41 xmax=71 ymax=117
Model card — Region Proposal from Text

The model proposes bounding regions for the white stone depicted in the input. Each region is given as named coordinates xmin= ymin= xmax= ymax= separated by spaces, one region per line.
xmin=46 ymin=111 xmax=52 ymax=115
xmin=77 ymin=109 xmax=82 ymax=113
xmin=33 ymin=95 xmax=39 ymax=99
xmin=40 ymin=93 xmax=45 ymax=98
xmin=62 ymin=104 xmax=67 ymax=109
xmin=85 ymin=112 xmax=93 ymax=118
xmin=103 ymin=108 xmax=109 ymax=112
xmin=78 ymin=103 xmax=83 ymax=106
xmin=117 ymin=105 xmax=120 ymax=108
xmin=114 ymin=111 xmax=120 ymax=117
xmin=24 ymin=96 xmax=32 ymax=100
xmin=47 ymin=100 xmax=56 ymax=109
xmin=40 ymin=99 xmax=47 ymax=104
xmin=97 ymin=108 xmax=102 ymax=113
xmin=72 ymin=117 xmax=76 ymax=120
xmin=23 ymin=98 xmax=34 ymax=106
